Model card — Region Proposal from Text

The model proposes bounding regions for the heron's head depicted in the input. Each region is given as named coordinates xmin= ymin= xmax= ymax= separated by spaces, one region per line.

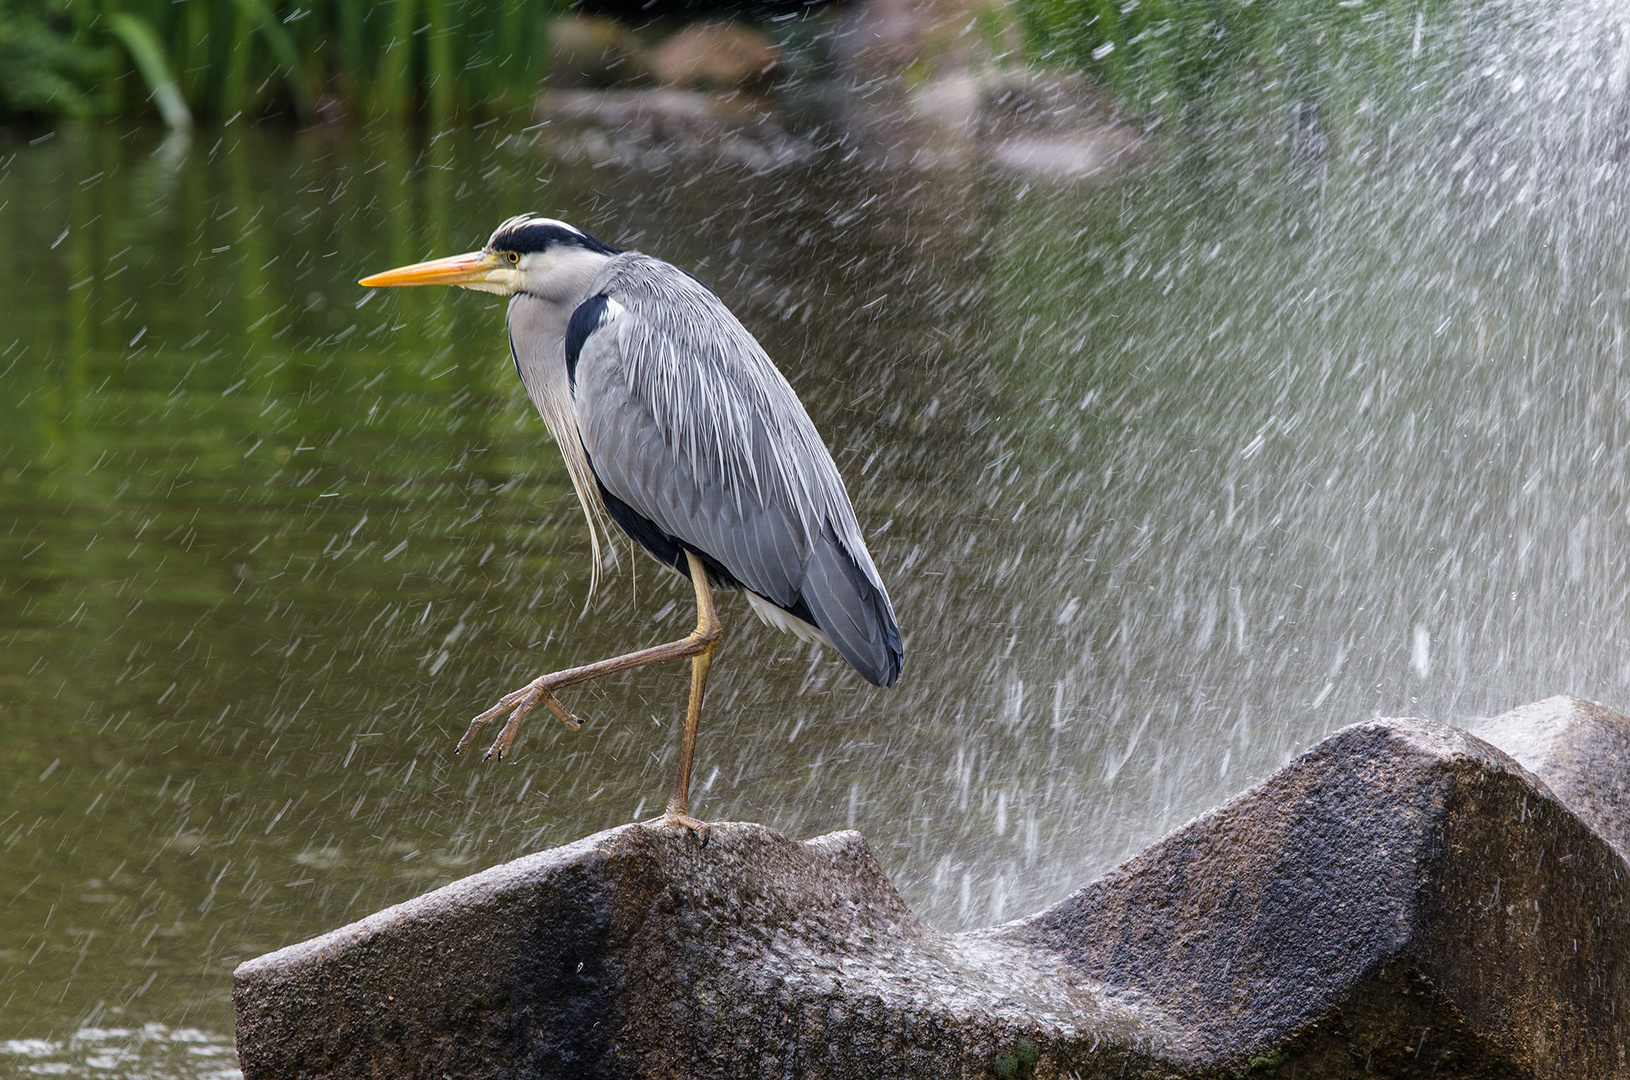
xmin=359 ymin=215 xmax=620 ymax=300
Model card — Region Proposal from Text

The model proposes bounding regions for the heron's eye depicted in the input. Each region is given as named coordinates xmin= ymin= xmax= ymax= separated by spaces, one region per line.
xmin=506 ymin=252 xmax=519 ymax=264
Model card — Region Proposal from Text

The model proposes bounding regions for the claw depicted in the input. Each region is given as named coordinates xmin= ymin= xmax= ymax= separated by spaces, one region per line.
xmin=646 ymin=812 xmax=710 ymax=844
xmin=460 ymin=679 xmax=584 ymax=759
xmin=486 ymin=698 xmax=535 ymax=760
xmin=540 ymin=690 xmax=584 ymax=731
xmin=456 ymin=696 xmax=512 ymax=755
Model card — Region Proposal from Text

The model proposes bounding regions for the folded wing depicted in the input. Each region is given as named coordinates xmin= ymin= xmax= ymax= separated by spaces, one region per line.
xmin=571 ymin=254 xmax=902 ymax=687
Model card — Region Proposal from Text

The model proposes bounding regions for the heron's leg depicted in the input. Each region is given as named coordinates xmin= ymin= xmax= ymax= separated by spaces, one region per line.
xmin=458 ymin=551 xmax=724 ymax=769
xmin=656 ymin=559 xmax=720 ymax=835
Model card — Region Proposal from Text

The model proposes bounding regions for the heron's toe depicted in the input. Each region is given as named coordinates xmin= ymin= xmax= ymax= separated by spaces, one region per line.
xmin=646 ymin=812 xmax=710 ymax=845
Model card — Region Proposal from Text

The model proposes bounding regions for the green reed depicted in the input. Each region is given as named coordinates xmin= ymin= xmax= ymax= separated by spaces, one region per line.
xmin=4 ymin=0 xmax=565 ymax=126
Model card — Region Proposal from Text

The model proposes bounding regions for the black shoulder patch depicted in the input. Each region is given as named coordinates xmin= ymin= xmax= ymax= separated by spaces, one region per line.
xmin=594 ymin=474 xmax=745 ymax=592
xmin=507 ymin=327 xmax=523 ymax=384
xmin=565 ymin=295 xmax=612 ymax=392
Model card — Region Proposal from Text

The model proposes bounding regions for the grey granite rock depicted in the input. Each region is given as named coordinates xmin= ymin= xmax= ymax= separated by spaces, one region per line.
xmin=998 ymin=718 xmax=1630 ymax=1078
xmin=235 ymin=708 xmax=1630 ymax=1079
xmin=1472 ymin=694 xmax=1630 ymax=859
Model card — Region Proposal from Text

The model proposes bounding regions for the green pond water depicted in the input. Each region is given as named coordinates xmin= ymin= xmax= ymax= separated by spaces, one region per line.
xmin=5 ymin=30 xmax=1630 ymax=1070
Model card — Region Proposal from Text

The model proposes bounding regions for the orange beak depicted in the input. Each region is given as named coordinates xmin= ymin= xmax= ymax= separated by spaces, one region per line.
xmin=359 ymin=250 xmax=506 ymax=288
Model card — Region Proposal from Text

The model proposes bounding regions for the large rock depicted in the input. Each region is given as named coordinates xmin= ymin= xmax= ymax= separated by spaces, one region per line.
xmin=233 ymin=823 xmax=1158 ymax=1079
xmin=235 ymin=707 xmax=1630 ymax=1079
xmin=648 ymin=23 xmax=781 ymax=92
xmin=1472 ymin=694 xmax=1630 ymax=859
xmin=1000 ymin=717 xmax=1630 ymax=1078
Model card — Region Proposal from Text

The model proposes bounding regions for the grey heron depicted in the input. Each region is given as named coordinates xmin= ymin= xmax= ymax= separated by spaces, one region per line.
xmin=360 ymin=216 xmax=903 ymax=835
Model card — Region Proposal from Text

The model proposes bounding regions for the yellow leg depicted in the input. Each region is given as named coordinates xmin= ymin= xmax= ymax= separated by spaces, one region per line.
xmin=458 ymin=551 xmax=723 ymax=834
xmin=660 ymin=632 xmax=717 ymax=830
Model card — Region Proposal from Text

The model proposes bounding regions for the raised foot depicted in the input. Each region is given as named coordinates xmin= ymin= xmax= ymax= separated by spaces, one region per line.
xmin=457 ymin=675 xmax=584 ymax=762
xmin=645 ymin=812 xmax=710 ymax=844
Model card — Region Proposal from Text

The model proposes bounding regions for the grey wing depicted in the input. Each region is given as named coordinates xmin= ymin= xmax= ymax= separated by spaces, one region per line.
xmin=571 ymin=261 xmax=902 ymax=687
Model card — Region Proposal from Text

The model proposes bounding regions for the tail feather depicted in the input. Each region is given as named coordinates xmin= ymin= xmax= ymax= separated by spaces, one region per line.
xmin=800 ymin=519 xmax=903 ymax=687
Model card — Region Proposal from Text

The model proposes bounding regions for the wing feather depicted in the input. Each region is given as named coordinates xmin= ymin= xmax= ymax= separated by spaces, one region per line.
xmin=571 ymin=255 xmax=902 ymax=686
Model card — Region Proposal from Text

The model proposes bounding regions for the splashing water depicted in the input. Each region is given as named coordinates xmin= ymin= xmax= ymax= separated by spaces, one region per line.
xmin=1 ymin=1023 xmax=238 ymax=1079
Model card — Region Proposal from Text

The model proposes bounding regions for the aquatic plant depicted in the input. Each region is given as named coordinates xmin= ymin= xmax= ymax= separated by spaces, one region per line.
xmin=0 ymin=2 xmax=106 ymax=122
xmin=4 ymin=0 xmax=565 ymax=127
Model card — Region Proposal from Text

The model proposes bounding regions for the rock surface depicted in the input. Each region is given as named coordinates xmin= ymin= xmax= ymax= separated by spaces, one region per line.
xmin=648 ymin=23 xmax=781 ymax=92
xmin=235 ymin=706 xmax=1630 ymax=1079
xmin=1472 ymin=694 xmax=1630 ymax=859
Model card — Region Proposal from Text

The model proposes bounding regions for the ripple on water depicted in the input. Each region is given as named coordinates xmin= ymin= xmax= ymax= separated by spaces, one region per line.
xmin=0 ymin=1024 xmax=239 ymax=1080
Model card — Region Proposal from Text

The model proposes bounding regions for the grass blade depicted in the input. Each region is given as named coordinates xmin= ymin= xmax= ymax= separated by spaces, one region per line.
xmin=225 ymin=0 xmax=311 ymax=115
xmin=376 ymin=0 xmax=417 ymax=118
xmin=104 ymin=12 xmax=192 ymax=131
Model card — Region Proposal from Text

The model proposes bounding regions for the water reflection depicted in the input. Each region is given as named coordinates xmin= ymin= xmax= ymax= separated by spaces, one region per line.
xmin=6 ymin=15 xmax=1630 ymax=1055
xmin=1 ymin=1024 xmax=238 ymax=1079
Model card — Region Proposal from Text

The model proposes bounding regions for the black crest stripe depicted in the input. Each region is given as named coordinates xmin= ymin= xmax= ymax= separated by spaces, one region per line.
xmin=492 ymin=222 xmax=620 ymax=256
